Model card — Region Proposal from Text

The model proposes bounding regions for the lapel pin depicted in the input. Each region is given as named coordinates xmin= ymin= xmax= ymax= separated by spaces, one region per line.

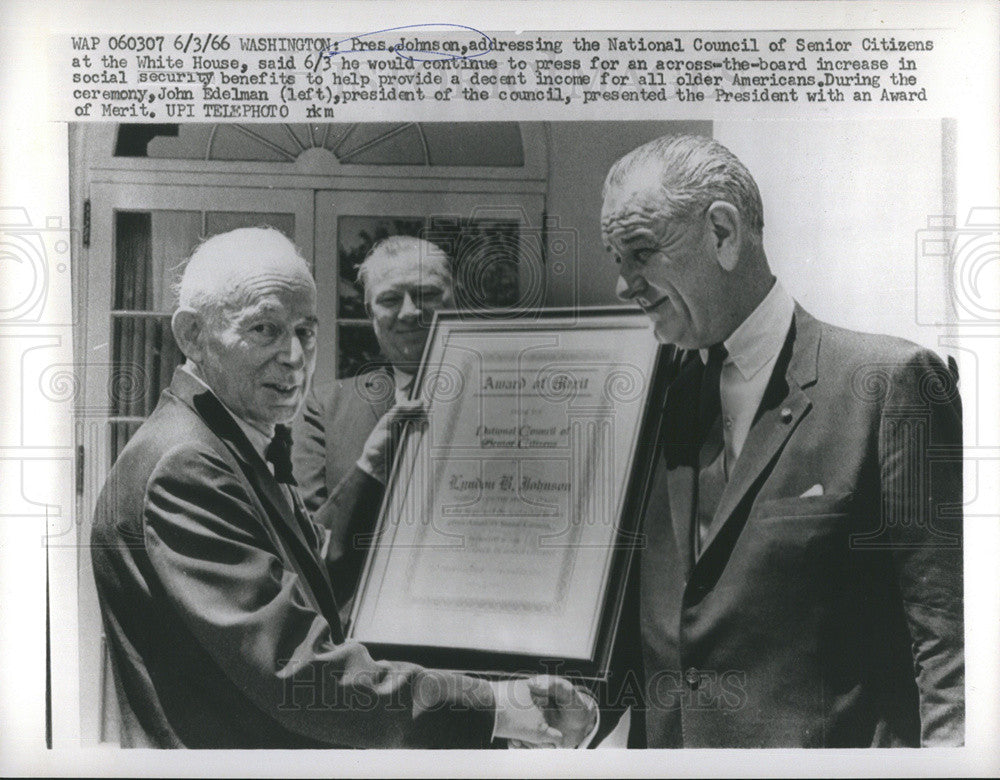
xmin=780 ymin=407 xmax=793 ymax=423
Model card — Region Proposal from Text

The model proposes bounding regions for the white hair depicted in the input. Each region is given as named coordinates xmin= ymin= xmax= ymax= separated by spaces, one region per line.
xmin=604 ymin=133 xmax=765 ymax=239
xmin=175 ymin=226 xmax=312 ymax=317
xmin=355 ymin=235 xmax=453 ymax=305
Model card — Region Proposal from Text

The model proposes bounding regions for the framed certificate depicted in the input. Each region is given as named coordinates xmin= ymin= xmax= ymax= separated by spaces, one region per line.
xmin=348 ymin=307 xmax=670 ymax=680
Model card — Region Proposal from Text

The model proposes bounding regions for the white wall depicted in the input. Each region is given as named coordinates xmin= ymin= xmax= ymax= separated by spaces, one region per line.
xmin=543 ymin=121 xmax=711 ymax=308
xmin=715 ymin=120 xmax=951 ymax=353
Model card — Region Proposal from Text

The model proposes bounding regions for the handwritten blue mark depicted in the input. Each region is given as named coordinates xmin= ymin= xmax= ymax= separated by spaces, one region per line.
xmin=324 ymin=23 xmax=494 ymax=62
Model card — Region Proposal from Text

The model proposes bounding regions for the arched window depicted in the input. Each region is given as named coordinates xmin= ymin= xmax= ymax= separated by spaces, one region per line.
xmin=115 ymin=122 xmax=527 ymax=167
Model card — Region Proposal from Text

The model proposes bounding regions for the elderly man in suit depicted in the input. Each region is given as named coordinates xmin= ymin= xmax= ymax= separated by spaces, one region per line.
xmin=292 ymin=236 xmax=454 ymax=613
xmin=90 ymin=227 xmax=594 ymax=748
xmin=600 ymin=134 xmax=963 ymax=747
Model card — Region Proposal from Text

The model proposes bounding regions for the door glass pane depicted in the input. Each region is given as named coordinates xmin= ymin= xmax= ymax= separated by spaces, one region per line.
xmin=113 ymin=212 xmax=154 ymax=311
xmin=337 ymin=322 xmax=383 ymax=380
xmin=110 ymin=315 xmax=183 ymax=418
xmin=426 ymin=216 xmax=523 ymax=309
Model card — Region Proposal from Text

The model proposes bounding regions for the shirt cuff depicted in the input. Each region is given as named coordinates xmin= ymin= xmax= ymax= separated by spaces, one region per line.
xmin=354 ymin=457 xmax=382 ymax=483
xmin=492 ymin=681 xmax=600 ymax=748
xmin=594 ymin=707 xmax=630 ymax=748
xmin=576 ymin=688 xmax=600 ymax=748
xmin=488 ymin=679 xmax=502 ymax=742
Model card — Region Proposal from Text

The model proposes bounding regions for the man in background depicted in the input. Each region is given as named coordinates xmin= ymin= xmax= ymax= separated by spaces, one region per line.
xmin=90 ymin=227 xmax=594 ymax=748
xmin=599 ymin=134 xmax=963 ymax=747
xmin=292 ymin=236 xmax=454 ymax=612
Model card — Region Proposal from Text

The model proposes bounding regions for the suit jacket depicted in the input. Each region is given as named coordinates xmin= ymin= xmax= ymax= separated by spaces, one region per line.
xmin=90 ymin=368 xmax=495 ymax=748
xmin=291 ymin=367 xmax=394 ymax=615
xmin=292 ymin=366 xmax=394 ymax=514
xmin=635 ymin=306 xmax=963 ymax=747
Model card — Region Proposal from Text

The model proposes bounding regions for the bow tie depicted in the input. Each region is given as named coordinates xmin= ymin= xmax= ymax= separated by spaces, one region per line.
xmin=265 ymin=424 xmax=297 ymax=485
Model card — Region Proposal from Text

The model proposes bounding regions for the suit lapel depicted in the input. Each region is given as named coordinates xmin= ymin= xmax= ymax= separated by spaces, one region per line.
xmin=169 ymin=369 xmax=345 ymax=641
xmin=696 ymin=309 xmax=821 ymax=560
xmin=189 ymin=388 xmax=315 ymax=554
xmin=362 ymin=365 xmax=395 ymax=421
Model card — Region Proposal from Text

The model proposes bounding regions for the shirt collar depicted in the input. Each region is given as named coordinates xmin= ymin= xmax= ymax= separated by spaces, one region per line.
xmin=392 ymin=365 xmax=415 ymax=395
xmin=699 ymin=280 xmax=795 ymax=381
xmin=179 ymin=363 xmax=273 ymax=460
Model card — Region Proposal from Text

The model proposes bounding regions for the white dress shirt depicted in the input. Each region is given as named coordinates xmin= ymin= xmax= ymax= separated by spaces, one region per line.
xmin=700 ymin=280 xmax=795 ymax=477
xmin=392 ymin=366 xmax=415 ymax=404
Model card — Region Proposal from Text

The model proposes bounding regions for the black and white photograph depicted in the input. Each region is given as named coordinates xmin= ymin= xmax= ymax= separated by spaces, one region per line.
xmin=1 ymin=1 xmax=997 ymax=777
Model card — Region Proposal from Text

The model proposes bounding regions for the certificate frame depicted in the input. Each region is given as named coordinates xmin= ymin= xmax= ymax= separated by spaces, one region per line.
xmin=347 ymin=307 xmax=672 ymax=681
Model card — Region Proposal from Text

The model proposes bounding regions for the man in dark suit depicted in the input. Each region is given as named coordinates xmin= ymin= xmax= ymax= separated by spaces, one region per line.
xmin=599 ymin=134 xmax=963 ymax=747
xmin=90 ymin=227 xmax=594 ymax=748
xmin=292 ymin=236 xmax=455 ymax=612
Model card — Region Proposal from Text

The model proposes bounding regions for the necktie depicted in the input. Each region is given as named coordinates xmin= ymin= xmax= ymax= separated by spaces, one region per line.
xmin=694 ymin=344 xmax=727 ymax=559
xmin=265 ymin=424 xmax=297 ymax=485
